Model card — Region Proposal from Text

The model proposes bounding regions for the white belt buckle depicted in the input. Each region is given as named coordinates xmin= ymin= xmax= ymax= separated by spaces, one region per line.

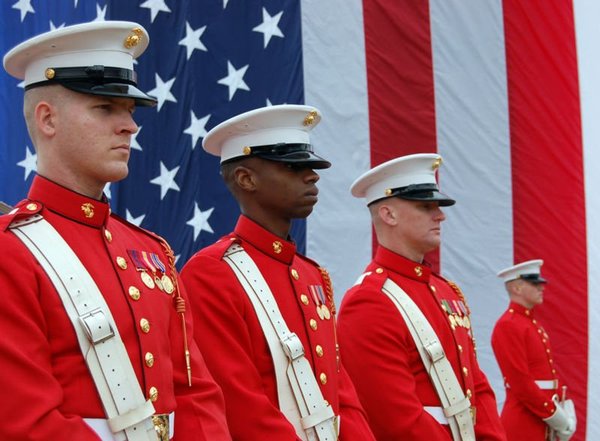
xmin=281 ymin=333 xmax=305 ymax=361
xmin=79 ymin=308 xmax=115 ymax=344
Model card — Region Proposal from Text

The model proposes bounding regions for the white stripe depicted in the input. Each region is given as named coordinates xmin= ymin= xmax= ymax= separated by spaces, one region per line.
xmin=429 ymin=0 xmax=512 ymax=409
xmin=301 ymin=0 xmax=372 ymax=301
xmin=574 ymin=0 xmax=600 ymax=436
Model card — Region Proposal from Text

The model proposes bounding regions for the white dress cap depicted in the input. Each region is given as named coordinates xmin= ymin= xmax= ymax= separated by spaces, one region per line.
xmin=497 ymin=259 xmax=546 ymax=283
xmin=3 ymin=21 xmax=156 ymax=106
xmin=350 ymin=153 xmax=454 ymax=206
xmin=203 ymin=104 xmax=330 ymax=169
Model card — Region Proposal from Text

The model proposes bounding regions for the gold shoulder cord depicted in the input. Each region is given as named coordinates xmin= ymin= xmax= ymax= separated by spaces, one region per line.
xmin=447 ymin=280 xmax=478 ymax=356
xmin=159 ymin=238 xmax=192 ymax=386
xmin=319 ymin=267 xmax=340 ymax=372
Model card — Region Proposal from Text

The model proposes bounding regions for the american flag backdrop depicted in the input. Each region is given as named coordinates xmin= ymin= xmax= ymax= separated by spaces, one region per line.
xmin=2 ymin=1 xmax=600 ymax=440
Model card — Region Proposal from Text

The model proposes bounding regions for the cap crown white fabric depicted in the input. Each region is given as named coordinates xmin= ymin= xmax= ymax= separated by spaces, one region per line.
xmin=203 ymin=104 xmax=321 ymax=163
xmin=496 ymin=259 xmax=544 ymax=283
xmin=350 ymin=153 xmax=443 ymax=205
xmin=3 ymin=21 xmax=149 ymax=86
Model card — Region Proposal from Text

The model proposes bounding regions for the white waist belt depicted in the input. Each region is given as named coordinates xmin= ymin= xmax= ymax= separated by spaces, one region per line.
xmin=506 ymin=380 xmax=558 ymax=390
xmin=85 ymin=412 xmax=174 ymax=440
xmin=424 ymin=406 xmax=449 ymax=425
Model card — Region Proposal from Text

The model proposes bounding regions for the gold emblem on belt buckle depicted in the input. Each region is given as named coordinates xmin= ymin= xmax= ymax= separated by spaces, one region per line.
xmin=152 ymin=414 xmax=170 ymax=441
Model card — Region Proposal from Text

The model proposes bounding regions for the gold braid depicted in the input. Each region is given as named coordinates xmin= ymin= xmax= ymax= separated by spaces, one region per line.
xmin=447 ymin=280 xmax=478 ymax=356
xmin=159 ymin=237 xmax=193 ymax=386
xmin=319 ymin=267 xmax=340 ymax=371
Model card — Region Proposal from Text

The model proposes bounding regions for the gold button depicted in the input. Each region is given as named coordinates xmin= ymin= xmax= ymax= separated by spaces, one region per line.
xmin=140 ymin=318 xmax=150 ymax=333
xmin=128 ymin=286 xmax=141 ymax=301
xmin=466 ymin=389 xmax=472 ymax=399
xmin=525 ymin=310 xmax=530 ymax=316
xmin=149 ymin=386 xmax=158 ymax=402
xmin=544 ymin=401 xmax=549 ymax=407
xmin=319 ymin=373 xmax=327 ymax=385
xmin=509 ymin=308 xmax=514 ymax=313
xmin=549 ymin=359 xmax=554 ymax=364
xmin=243 ymin=146 xmax=252 ymax=155
xmin=546 ymin=349 xmax=550 ymax=353
xmin=542 ymin=339 xmax=547 ymax=344
xmin=310 ymin=319 xmax=318 ymax=331
xmin=104 ymin=229 xmax=112 ymax=242
xmin=429 ymin=284 xmax=436 ymax=293
xmin=26 ymin=202 xmax=38 ymax=211
xmin=145 ymin=352 xmax=155 ymax=367
xmin=45 ymin=68 xmax=55 ymax=79
xmin=462 ymin=367 xmax=468 ymax=377
xmin=457 ymin=344 xmax=463 ymax=353
xmin=116 ymin=256 xmax=127 ymax=270
xmin=532 ymin=319 xmax=537 ymax=324
xmin=316 ymin=345 xmax=324 ymax=357
xmin=291 ymin=268 xmax=299 ymax=280
xmin=538 ymin=329 xmax=543 ymax=334
xmin=300 ymin=294 xmax=309 ymax=305
xmin=375 ymin=268 xmax=383 ymax=274
xmin=273 ymin=241 xmax=283 ymax=254
xmin=552 ymin=369 xmax=557 ymax=374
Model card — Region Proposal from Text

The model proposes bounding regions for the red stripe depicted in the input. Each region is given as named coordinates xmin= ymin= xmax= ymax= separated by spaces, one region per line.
xmin=503 ymin=1 xmax=587 ymax=437
xmin=362 ymin=0 xmax=439 ymax=267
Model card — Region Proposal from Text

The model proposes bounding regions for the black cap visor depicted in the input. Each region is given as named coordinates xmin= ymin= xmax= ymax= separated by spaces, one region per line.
xmin=370 ymin=183 xmax=455 ymax=206
xmin=225 ymin=143 xmax=331 ymax=169
xmin=520 ymin=274 xmax=547 ymax=284
xmin=62 ymin=81 xmax=157 ymax=107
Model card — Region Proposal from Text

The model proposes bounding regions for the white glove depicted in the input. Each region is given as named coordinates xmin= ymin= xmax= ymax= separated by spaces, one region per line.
xmin=557 ymin=399 xmax=576 ymax=441
xmin=543 ymin=395 xmax=570 ymax=432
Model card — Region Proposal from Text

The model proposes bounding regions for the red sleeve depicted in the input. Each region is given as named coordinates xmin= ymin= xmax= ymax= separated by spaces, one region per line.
xmin=491 ymin=319 xmax=555 ymax=418
xmin=181 ymin=253 xmax=303 ymax=441
xmin=337 ymin=285 xmax=452 ymax=440
xmin=0 ymin=233 xmax=101 ymax=441
xmin=171 ymin=279 xmax=232 ymax=440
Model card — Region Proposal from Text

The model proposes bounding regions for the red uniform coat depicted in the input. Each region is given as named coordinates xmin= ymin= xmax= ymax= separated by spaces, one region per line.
xmin=0 ymin=176 xmax=231 ymax=441
xmin=491 ymin=302 xmax=561 ymax=440
xmin=337 ymin=246 xmax=506 ymax=440
xmin=180 ymin=215 xmax=375 ymax=441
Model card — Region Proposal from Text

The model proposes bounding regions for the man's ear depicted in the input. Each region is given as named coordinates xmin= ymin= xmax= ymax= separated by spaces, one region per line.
xmin=34 ymin=101 xmax=56 ymax=137
xmin=378 ymin=204 xmax=397 ymax=226
xmin=234 ymin=165 xmax=257 ymax=192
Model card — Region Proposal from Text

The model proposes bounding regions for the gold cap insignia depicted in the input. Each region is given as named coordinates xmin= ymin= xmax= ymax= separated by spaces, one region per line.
xmin=303 ymin=110 xmax=318 ymax=126
xmin=273 ymin=240 xmax=283 ymax=254
xmin=432 ymin=157 xmax=442 ymax=170
xmin=124 ymin=28 xmax=144 ymax=49
xmin=81 ymin=202 xmax=95 ymax=218
xmin=243 ymin=146 xmax=252 ymax=155
xmin=45 ymin=68 xmax=55 ymax=79
xmin=414 ymin=266 xmax=423 ymax=277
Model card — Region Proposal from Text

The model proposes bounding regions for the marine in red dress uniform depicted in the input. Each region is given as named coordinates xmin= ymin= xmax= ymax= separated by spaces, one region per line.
xmin=181 ymin=105 xmax=375 ymax=441
xmin=0 ymin=177 xmax=231 ymax=440
xmin=491 ymin=260 xmax=576 ymax=440
xmin=0 ymin=21 xmax=231 ymax=440
xmin=337 ymin=153 xmax=506 ymax=440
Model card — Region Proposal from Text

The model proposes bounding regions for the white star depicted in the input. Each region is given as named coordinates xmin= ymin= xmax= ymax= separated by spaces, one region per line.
xmin=131 ymin=125 xmax=143 ymax=151
xmin=16 ymin=146 xmax=37 ymax=180
xmin=150 ymin=161 xmax=180 ymax=200
xmin=184 ymin=111 xmax=210 ymax=149
xmin=186 ymin=203 xmax=214 ymax=240
xmin=175 ymin=254 xmax=181 ymax=265
xmin=253 ymin=8 xmax=284 ymax=48
xmin=50 ymin=20 xmax=65 ymax=31
xmin=126 ymin=209 xmax=146 ymax=227
xmin=223 ymin=0 xmax=229 ymax=8
xmin=103 ymin=183 xmax=112 ymax=199
xmin=140 ymin=0 xmax=171 ymax=23
xmin=93 ymin=4 xmax=107 ymax=21
xmin=12 ymin=0 xmax=34 ymax=22
xmin=179 ymin=21 xmax=207 ymax=60
xmin=147 ymin=73 xmax=177 ymax=112
xmin=266 ymin=98 xmax=273 ymax=107
xmin=217 ymin=61 xmax=250 ymax=101
xmin=74 ymin=0 xmax=78 ymax=7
